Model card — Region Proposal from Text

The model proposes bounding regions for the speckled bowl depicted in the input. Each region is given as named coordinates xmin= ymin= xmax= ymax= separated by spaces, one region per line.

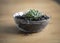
xmin=13 ymin=12 xmax=50 ymax=33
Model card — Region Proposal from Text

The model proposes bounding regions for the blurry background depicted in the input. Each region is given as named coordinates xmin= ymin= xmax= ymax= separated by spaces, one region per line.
xmin=0 ymin=0 xmax=60 ymax=43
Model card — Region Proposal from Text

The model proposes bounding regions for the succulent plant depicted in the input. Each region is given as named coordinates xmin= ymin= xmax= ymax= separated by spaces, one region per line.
xmin=24 ymin=9 xmax=43 ymax=21
xmin=15 ymin=9 xmax=49 ymax=21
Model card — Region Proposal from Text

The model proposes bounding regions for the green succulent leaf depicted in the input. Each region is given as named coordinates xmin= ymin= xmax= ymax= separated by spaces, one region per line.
xmin=25 ymin=9 xmax=43 ymax=21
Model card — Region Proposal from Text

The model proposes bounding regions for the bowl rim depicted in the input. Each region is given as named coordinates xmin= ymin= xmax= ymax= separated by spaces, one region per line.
xmin=13 ymin=12 xmax=50 ymax=24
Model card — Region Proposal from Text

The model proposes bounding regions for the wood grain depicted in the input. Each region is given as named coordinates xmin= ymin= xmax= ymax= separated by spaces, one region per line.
xmin=0 ymin=0 xmax=60 ymax=43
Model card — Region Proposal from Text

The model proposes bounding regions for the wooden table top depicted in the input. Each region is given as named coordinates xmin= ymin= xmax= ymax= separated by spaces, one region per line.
xmin=0 ymin=0 xmax=60 ymax=43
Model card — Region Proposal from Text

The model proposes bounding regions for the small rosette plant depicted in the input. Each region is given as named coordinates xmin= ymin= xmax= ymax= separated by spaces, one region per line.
xmin=23 ymin=9 xmax=49 ymax=21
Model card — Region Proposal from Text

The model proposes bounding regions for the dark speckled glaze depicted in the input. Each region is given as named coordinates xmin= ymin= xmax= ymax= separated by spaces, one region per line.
xmin=14 ymin=17 xmax=50 ymax=33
